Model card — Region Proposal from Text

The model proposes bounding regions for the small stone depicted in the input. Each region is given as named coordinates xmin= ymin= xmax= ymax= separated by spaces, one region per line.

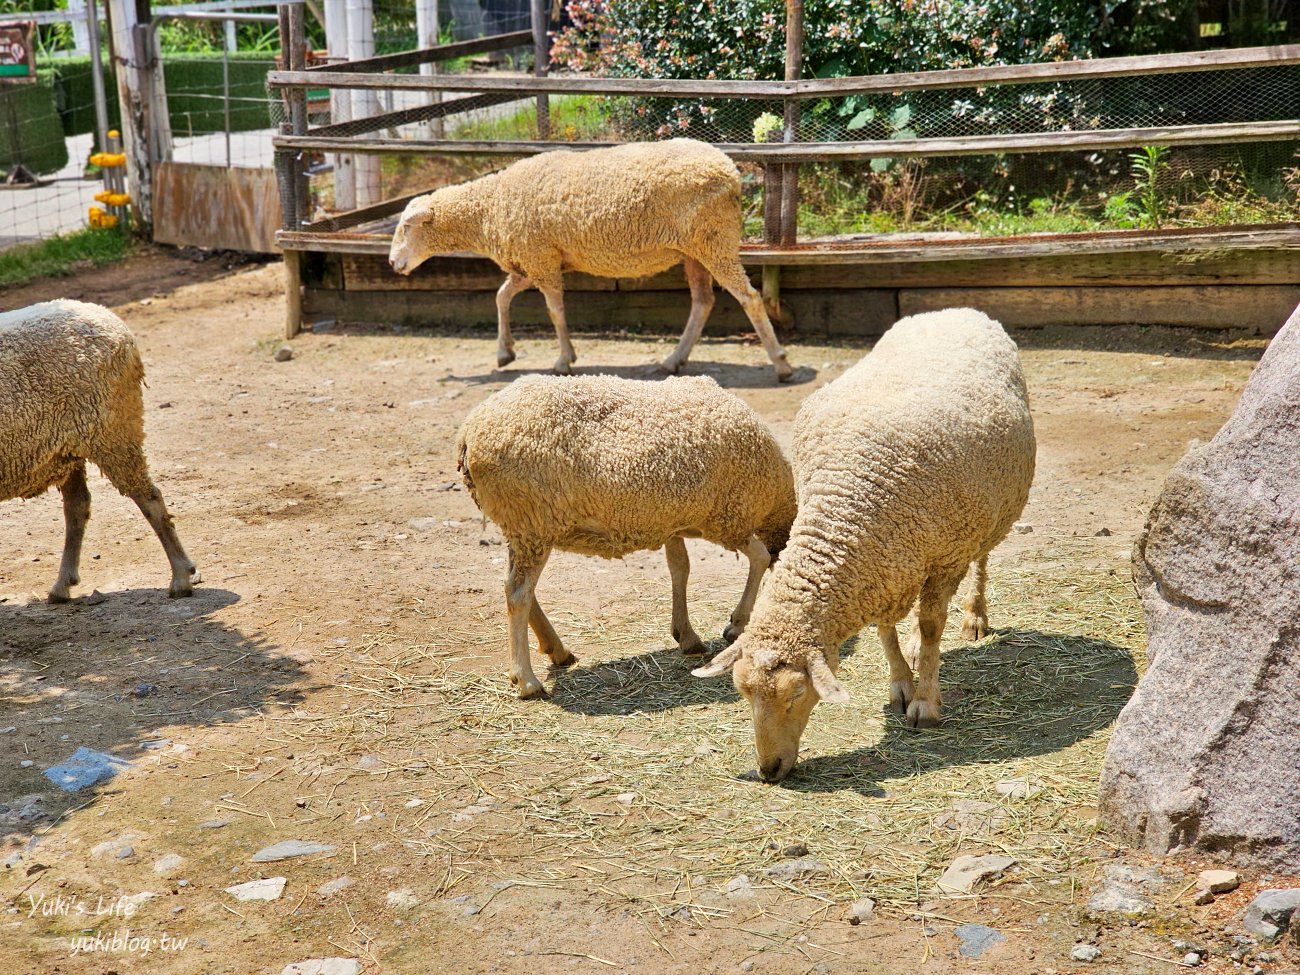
xmin=935 ymin=854 xmax=1016 ymax=896
xmin=280 ymin=960 xmax=361 ymax=975
xmin=225 ymin=877 xmax=287 ymax=902
xmin=1198 ymin=869 xmax=1241 ymax=894
xmin=762 ymin=856 xmax=828 ymax=882
xmin=780 ymin=842 xmax=809 ymax=858
xmin=295 ymin=797 xmax=308 ymax=808
xmin=1243 ymin=889 xmax=1300 ymax=941
xmin=1013 ymin=522 xmax=1033 ymax=534
xmin=316 ymin=877 xmax=353 ymax=897
xmin=274 ymin=345 xmax=294 ymax=362
xmin=355 ymin=754 xmax=382 ymax=770
xmin=1071 ymin=944 xmax=1101 ymax=962
xmin=740 ymin=962 xmax=754 ymax=973
xmin=725 ymin=875 xmax=754 ymax=898
xmin=847 ymin=898 xmax=875 ymax=925
xmin=132 ymin=682 xmax=160 ymax=698
xmin=19 ymin=760 xmax=32 ymax=768
xmin=251 ymin=840 xmax=336 ymax=863
xmin=1094 ymin=527 xmax=1112 ymax=536
xmin=615 ymin=792 xmax=636 ymax=805
xmin=120 ymin=892 xmax=157 ymax=913
xmin=153 ymin=853 xmax=185 ymax=876
xmin=404 ymin=798 xmax=424 ymax=808
xmin=1183 ymin=952 xmax=1202 ymax=966
xmin=1194 ymin=889 xmax=1216 ymax=905
xmin=954 ymin=923 xmax=1005 ymax=958
xmin=116 ymin=846 xmax=135 ymax=860
xmin=197 ymin=819 xmax=231 ymax=829
xmin=995 ymin=776 xmax=1043 ymax=799
xmin=667 ymin=904 xmax=692 ymax=921
xmin=386 ymin=889 xmax=420 ymax=910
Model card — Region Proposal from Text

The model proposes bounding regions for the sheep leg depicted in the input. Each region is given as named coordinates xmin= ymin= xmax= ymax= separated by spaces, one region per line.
xmin=907 ymin=575 xmax=962 ymax=729
xmin=878 ymin=623 xmax=915 ymax=716
xmin=660 ymin=258 xmax=715 ymax=375
xmin=526 ymin=551 xmax=574 ymax=667
xmin=723 ymin=534 xmax=770 ymax=643
xmin=664 ymin=537 xmax=705 ymax=654
xmin=535 ymin=275 xmax=577 ymax=375
xmin=505 ymin=545 xmax=547 ymax=698
xmin=495 ymin=271 xmax=531 ymax=368
xmin=49 ymin=463 xmax=91 ymax=604
xmin=961 ymin=554 xmax=989 ymax=641
xmin=703 ymin=257 xmax=794 ymax=382
xmin=129 ymin=485 xmax=198 ymax=598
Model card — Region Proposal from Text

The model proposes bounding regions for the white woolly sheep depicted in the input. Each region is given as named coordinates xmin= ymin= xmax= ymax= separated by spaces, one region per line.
xmin=694 ymin=308 xmax=1036 ymax=782
xmin=389 ymin=138 xmax=794 ymax=381
xmin=1 ymin=299 xmax=197 ymax=602
xmin=456 ymin=373 xmax=797 ymax=698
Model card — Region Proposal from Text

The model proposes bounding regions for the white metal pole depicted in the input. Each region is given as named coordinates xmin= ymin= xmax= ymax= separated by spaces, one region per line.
xmin=324 ymin=0 xmax=354 ymax=209
xmin=345 ymin=0 xmax=379 ymax=207
xmin=68 ymin=0 xmax=91 ymax=55
xmin=415 ymin=0 xmax=441 ymax=138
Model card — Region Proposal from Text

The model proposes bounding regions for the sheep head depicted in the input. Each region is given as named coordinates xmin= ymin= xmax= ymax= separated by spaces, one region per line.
xmin=692 ymin=638 xmax=849 ymax=783
xmin=389 ymin=190 xmax=463 ymax=275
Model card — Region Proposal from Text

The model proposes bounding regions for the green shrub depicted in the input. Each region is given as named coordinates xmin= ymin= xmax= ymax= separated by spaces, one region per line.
xmin=0 ymin=71 xmax=70 ymax=176
xmin=162 ymin=52 xmax=277 ymax=136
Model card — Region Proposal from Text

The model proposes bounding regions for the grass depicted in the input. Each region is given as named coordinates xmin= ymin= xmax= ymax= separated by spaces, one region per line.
xmin=0 ymin=226 xmax=132 ymax=289
xmin=452 ymin=95 xmax=613 ymax=143
xmin=276 ymin=553 xmax=1145 ymax=919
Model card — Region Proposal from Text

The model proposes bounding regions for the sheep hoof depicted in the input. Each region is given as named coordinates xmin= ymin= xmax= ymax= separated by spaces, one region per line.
xmin=496 ymin=349 xmax=516 ymax=368
xmin=512 ymin=674 xmax=547 ymax=699
xmin=656 ymin=358 xmax=682 ymax=375
xmin=552 ymin=358 xmax=573 ymax=376
xmin=888 ymin=679 xmax=915 ymax=715
xmin=47 ymin=588 xmax=71 ymax=605
xmin=961 ymin=615 xmax=988 ymax=641
xmin=548 ymin=649 xmax=577 ymax=669
xmin=169 ymin=581 xmax=194 ymax=599
xmin=679 ymin=639 xmax=707 ymax=656
xmin=905 ymin=699 xmax=941 ymax=729
xmin=775 ymin=361 xmax=796 ymax=383
xmin=722 ymin=622 xmax=743 ymax=644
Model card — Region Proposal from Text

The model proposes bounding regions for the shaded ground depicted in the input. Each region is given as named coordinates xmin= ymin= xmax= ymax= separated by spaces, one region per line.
xmin=1 ymin=250 xmax=1296 ymax=974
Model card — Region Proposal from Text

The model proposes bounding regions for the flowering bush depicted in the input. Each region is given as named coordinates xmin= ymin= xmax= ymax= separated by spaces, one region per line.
xmin=551 ymin=0 xmax=1197 ymax=139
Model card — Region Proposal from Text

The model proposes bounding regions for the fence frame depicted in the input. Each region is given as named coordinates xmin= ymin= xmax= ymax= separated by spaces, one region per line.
xmin=265 ymin=21 xmax=1300 ymax=337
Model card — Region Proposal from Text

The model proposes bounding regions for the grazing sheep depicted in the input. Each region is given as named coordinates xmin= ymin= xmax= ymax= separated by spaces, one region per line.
xmin=456 ymin=373 xmax=797 ymax=699
xmin=389 ymin=138 xmax=794 ymax=381
xmin=693 ymin=308 xmax=1035 ymax=782
xmin=1 ymin=300 xmax=197 ymax=602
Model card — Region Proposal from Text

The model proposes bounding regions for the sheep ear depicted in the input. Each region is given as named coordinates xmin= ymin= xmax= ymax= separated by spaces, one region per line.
xmin=692 ymin=644 xmax=742 ymax=678
xmin=808 ymin=654 xmax=850 ymax=704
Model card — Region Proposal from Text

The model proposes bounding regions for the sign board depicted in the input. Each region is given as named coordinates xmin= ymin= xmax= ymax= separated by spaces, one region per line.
xmin=0 ymin=22 xmax=36 ymax=84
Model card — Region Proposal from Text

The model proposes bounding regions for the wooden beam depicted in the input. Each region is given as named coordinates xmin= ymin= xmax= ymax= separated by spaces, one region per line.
xmin=305 ymin=29 xmax=531 ymax=73
xmin=278 ymin=223 xmax=1300 ymax=260
xmin=271 ymin=119 xmax=1300 ymax=161
xmin=270 ymin=43 xmax=1300 ymax=97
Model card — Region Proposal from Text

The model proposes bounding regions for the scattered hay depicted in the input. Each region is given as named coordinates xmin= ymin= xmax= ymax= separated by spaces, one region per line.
xmin=277 ymin=561 xmax=1144 ymax=914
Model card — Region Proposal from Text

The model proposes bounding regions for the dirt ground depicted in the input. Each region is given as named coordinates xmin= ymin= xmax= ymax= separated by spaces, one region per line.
xmin=1 ymin=249 xmax=1295 ymax=975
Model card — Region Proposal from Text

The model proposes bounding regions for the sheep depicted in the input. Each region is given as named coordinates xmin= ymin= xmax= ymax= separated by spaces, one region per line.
xmin=693 ymin=308 xmax=1035 ymax=782
xmin=455 ymin=373 xmax=797 ymax=699
xmin=1 ymin=299 xmax=198 ymax=602
xmin=389 ymin=138 xmax=795 ymax=382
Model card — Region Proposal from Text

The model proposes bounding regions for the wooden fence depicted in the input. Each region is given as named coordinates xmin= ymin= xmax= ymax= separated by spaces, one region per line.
xmin=265 ymin=8 xmax=1300 ymax=339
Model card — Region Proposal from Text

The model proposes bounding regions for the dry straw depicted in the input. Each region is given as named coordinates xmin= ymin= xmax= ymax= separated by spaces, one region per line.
xmin=283 ymin=554 xmax=1145 ymax=915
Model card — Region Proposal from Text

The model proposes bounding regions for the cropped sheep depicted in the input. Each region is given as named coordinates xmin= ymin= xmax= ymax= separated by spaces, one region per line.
xmin=694 ymin=308 xmax=1035 ymax=782
xmin=389 ymin=138 xmax=794 ymax=381
xmin=1 ymin=300 xmax=197 ymax=602
xmin=456 ymin=374 xmax=797 ymax=699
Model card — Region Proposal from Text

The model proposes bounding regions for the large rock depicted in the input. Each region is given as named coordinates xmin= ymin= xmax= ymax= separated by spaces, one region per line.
xmin=1099 ymin=306 xmax=1300 ymax=868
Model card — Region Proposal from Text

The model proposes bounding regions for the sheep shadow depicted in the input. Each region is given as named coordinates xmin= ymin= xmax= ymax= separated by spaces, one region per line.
xmin=0 ymin=587 xmax=306 ymax=845
xmin=777 ymin=628 xmax=1137 ymax=796
xmin=445 ymin=358 xmax=816 ymax=390
xmin=550 ymin=636 xmax=861 ymax=716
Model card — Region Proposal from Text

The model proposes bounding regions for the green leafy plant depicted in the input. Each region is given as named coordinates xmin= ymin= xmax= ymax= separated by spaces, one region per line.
xmin=1130 ymin=144 xmax=1170 ymax=227
xmin=0 ymin=225 xmax=131 ymax=288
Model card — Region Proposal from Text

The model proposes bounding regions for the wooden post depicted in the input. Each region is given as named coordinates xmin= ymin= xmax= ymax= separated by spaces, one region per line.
xmin=105 ymin=0 xmax=155 ymax=233
xmin=284 ymin=248 xmax=303 ymax=338
xmin=531 ymin=0 xmax=549 ymax=139
xmin=323 ymin=0 xmax=355 ymax=209
xmin=287 ymin=1 xmax=311 ymax=226
xmin=779 ymin=0 xmax=802 ymax=247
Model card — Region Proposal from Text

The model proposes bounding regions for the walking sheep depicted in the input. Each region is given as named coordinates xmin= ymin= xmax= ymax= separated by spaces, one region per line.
xmin=456 ymin=374 xmax=796 ymax=698
xmin=693 ymin=308 xmax=1035 ymax=782
xmin=1 ymin=300 xmax=198 ymax=602
xmin=389 ymin=138 xmax=795 ymax=382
